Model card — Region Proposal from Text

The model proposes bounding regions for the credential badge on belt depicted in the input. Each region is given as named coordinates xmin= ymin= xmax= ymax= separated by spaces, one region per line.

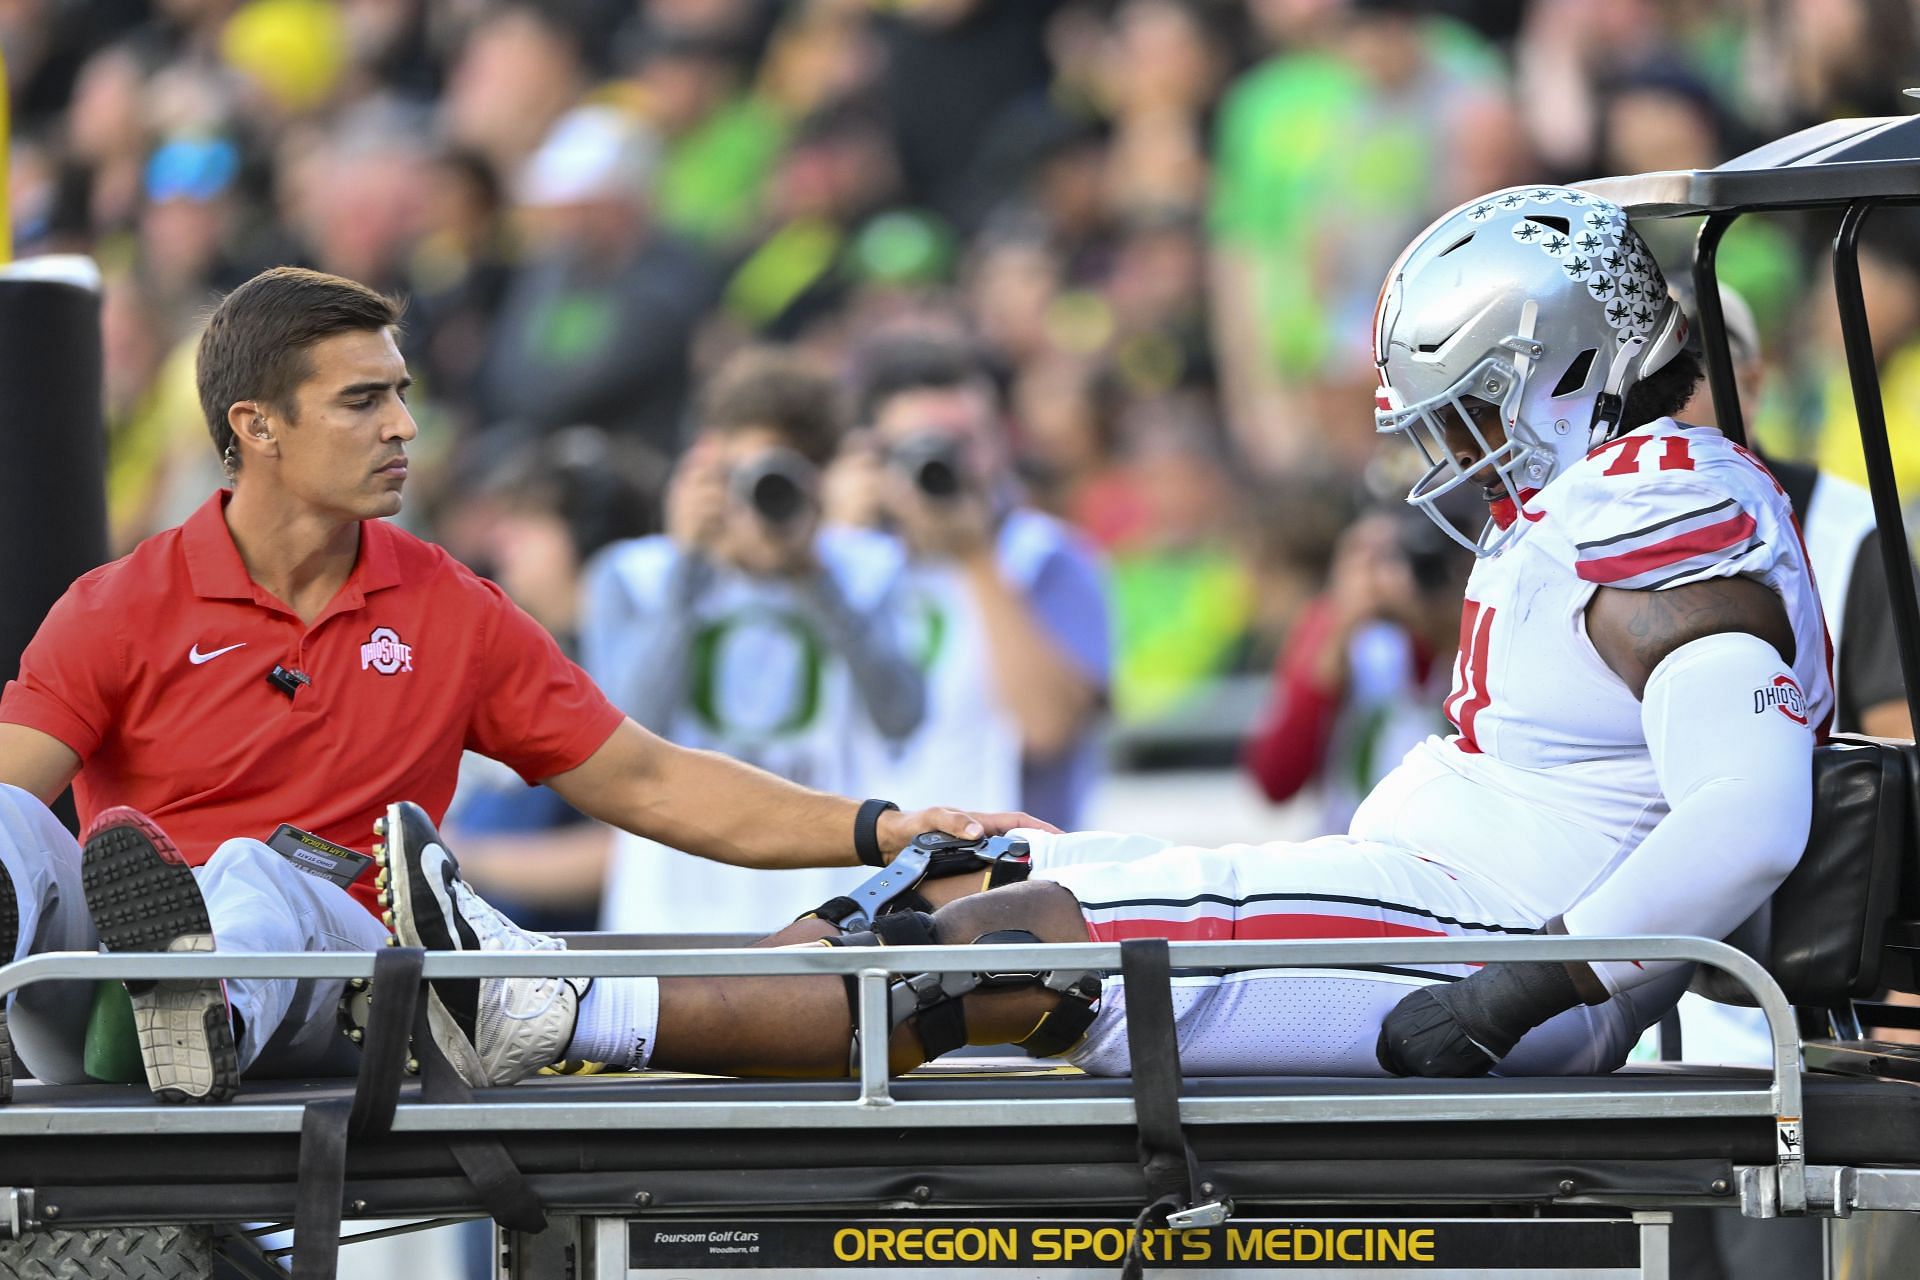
xmin=264 ymin=824 xmax=376 ymax=889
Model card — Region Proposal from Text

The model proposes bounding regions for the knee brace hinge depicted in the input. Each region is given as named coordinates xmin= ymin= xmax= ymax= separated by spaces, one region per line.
xmin=827 ymin=924 xmax=1101 ymax=1070
xmin=801 ymin=834 xmax=1032 ymax=934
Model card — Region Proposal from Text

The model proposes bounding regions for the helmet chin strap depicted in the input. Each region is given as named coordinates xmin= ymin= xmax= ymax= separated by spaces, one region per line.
xmin=1508 ymin=300 xmax=1539 ymax=426
xmin=1588 ymin=333 xmax=1647 ymax=449
xmin=1586 ymin=297 xmax=1686 ymax=448
xmin=1498 ymin=301 xmax=1544 ymax=515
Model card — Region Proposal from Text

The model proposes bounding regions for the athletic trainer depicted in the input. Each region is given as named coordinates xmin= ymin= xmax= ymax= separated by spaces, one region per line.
xmin=0 ymin=266 xmax=1039 ymax=1102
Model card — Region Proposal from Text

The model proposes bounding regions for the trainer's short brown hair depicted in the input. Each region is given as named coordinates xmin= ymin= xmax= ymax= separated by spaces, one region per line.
xmin=197 ymin=267 xmax=401 ymax=469
xmin=698 ymin=348 xmax=844 ymax=467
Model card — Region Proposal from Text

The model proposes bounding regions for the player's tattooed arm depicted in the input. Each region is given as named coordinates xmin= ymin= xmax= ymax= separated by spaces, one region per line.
xmin=1587 ymin=575 xmax=1796 ymax=699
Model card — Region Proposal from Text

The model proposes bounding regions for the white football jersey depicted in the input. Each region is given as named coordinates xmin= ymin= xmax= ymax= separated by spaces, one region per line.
xmin=1352 ymin=418 xmax=1833 ymax=921
xmin=848 ymin=558 xmax=1023 ymax=813
xmin=585 ymin=527 xmax=909 ymax=935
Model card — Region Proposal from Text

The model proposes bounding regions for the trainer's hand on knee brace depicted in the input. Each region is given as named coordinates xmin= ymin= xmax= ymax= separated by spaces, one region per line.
xmin=1376 ymin=960 xmax=1586 ymax=1077
xmin=880 ymin=808 xmax=1062 ymax=858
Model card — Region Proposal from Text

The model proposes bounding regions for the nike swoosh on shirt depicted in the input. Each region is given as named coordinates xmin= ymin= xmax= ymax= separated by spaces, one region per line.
xmin=188 ymin=642 xmax=247 ymax=665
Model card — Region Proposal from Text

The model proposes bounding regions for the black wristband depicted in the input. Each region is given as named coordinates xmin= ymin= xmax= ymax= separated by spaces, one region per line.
xmin=854 ymin=799 xmax=898 ymax=868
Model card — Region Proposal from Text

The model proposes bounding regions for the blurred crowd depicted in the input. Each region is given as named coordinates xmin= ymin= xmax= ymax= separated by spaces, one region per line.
xmin=8 ymin=0 xmax=1920 ymax=930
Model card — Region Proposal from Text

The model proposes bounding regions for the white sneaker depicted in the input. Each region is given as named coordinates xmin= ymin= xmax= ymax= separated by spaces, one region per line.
xmin=80 ymin=807 xmax=239 ymax=1104
xmin=374 ymin=801 xmax=584 ymax=1086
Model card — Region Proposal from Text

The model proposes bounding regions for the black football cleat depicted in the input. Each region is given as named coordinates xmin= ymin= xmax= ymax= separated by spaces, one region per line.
xmin=373 ymin=801 xmax=582 ymax=1087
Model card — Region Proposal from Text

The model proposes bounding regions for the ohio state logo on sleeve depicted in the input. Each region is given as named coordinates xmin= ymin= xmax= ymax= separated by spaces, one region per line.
xmin=360 ymin=626 xmax=414 ymax=675
xmin=1752 ymin=674 xmax=1806 ymax=724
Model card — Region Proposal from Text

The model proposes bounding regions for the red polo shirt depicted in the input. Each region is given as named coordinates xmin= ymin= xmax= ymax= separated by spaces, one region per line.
xmin=0 ymin=491 xmax=625 ymax=915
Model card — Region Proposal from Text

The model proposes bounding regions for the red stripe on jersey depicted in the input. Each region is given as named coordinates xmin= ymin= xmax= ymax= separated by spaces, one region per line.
xmin=1444 ymin=600 xmax=1481 ymax=728
xmin=1575 ymin=511 xmax=1758 ymax=584
xmin=1086 ymin=913 xmax=1452 ymax=943
xmin=1730 ymin=443 xmax=1787 ymax=496
xmin=1449 ymin=604 xmax=1495 ymax=753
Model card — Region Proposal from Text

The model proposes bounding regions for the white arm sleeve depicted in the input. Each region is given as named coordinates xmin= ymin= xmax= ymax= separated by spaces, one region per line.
xmin=1562 ymin=630 xmax=1814 ymax=995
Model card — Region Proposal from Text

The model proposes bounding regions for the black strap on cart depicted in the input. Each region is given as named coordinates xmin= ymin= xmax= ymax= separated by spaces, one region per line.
xmin=1118 ymin=938 xmax=1229 ymax=1280
xmin=291 ymin=947 xmax=546 ymax=1279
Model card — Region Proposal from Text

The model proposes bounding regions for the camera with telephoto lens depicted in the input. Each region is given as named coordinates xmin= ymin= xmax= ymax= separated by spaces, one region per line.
xmin=889 ymin=433 xmax=971 ymax=501
xmin=730 ymin=447 xmax=818 ymax=527
xmin=1396 ymin=506 xmax=1468 ymax=593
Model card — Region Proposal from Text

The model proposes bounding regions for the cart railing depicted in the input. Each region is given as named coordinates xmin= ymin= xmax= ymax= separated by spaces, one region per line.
xmin=0 ymin=935 xmax=1807 ymax=1209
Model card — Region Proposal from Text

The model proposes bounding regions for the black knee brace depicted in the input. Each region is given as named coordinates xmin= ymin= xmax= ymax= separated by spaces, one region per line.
xmin=825 ymin=916 xmax=1101 ymax=1068
xmin=802 ymin=833 xmax=1032 ymax=933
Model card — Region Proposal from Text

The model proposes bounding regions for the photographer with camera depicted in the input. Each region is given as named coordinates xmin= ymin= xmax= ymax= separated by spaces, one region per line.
xmin=1244 ymin=502 xmax=1473 ymax=830
xmin=833 ymin=333 xmax=1112 ymax=828
xmin=579 ymin=349 xmax=926 ymax=932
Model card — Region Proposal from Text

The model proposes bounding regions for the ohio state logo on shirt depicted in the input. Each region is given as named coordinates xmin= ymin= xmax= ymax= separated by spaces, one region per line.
xmin=360 ymin=626 xmax=414 ymax=675
xmin=1752 ymin=674 xmax=1806 ymax=724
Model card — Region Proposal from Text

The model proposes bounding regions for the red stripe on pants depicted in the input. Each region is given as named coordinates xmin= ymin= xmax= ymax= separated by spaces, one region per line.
xmin=1087 ymin=914 xmax=1453 ymax=943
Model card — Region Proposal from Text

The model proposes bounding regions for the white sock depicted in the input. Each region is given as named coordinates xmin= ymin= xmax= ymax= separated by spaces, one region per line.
xmin=566 ymin=976 xmax=660 ymax=1069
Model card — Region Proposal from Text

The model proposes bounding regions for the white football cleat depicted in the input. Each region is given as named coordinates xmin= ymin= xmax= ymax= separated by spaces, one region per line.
xmin=375 ymin=801 xmax=583 ymax=1086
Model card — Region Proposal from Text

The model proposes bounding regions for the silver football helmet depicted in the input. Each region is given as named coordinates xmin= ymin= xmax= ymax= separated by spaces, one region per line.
xmin=1373 ymin=185 xmax=1689 ymax=554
